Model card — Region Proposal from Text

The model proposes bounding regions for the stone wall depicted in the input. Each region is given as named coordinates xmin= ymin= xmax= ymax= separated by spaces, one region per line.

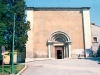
xmin=91 ymin=23 xmax=100 ymax=57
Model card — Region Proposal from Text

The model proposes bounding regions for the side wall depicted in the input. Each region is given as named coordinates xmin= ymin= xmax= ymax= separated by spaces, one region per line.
xmin=91 ymin=24 xmax=100 ymax=57
xmin=26 ymin=10 xmax=34 ymax=62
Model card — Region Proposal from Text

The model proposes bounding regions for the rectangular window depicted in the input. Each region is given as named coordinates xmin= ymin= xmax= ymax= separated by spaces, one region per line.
xmin=17 ymin=55 xmax=21 ymax=62
xmin=93 ymin=37 xmax=98 ymax=42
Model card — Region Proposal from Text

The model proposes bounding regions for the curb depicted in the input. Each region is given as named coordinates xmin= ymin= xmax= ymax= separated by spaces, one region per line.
xmin=16 ymin=64 xmax=27 ymax=75
xmin=34 ymin=58 xmax=52 ymax=61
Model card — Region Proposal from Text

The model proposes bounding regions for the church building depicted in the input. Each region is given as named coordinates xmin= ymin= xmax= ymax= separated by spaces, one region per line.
xmin=25 ymin=7 xmax=92 ymax=62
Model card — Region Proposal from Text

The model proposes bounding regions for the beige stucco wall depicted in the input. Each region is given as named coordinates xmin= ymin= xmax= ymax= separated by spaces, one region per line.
xmin=32 ymin=10 xmax=84 ymax=57
xmin=3 ymin=51 xmax=26 ymax=64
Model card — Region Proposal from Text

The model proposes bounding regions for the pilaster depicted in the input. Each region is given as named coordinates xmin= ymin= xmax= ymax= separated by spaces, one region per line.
xmin=82 ymin=9 xmax=91 ymax=49
xmin=25 ymin=10 xmax=34 ymax=62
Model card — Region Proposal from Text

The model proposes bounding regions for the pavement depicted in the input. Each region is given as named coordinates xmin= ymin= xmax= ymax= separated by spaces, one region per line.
xmin=22 ymin=58 xmax=100 ymax=75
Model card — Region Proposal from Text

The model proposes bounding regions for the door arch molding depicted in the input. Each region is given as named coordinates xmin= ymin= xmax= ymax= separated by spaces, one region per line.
xmin=47 ymin=31 xmax=72 ymax=59
xmin=48 ymin=31 xmax=71 ymax=42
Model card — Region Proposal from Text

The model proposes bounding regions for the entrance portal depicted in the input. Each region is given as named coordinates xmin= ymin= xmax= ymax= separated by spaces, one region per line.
xmin=47 ymin=31 xmax=71 ymax=59
xmin=55 ymin=46 xmax=64 ymax=59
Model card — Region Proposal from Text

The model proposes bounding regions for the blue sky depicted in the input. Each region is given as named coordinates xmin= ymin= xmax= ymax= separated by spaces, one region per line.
xmin=25 ymin=0 xmax=100 ymax=26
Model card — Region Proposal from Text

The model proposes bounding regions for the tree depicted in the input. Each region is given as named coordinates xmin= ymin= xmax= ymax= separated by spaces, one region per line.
xmin=0 ymin=1 xmax=7 ymax=49
xmin=0 ymin=0 xmax=30 ymax=52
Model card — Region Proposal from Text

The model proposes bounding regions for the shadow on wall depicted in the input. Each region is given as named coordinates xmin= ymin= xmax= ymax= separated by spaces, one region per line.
xmin=85 ymin=48 xmax=93 ymax=57
xmin=91 ymin=42 xmax=100 ymax=57
xmin=96 ymin=45 xmax=100 ymax=57
xmin=72 ymin=48 xmax=93 ymax=58
xmin=91 ymin=44 xmax=100 ymax=57
xmin=78 ymin=46 xmax=100 ymax=65
xmin=86 ymin=45 xmax=100 ymax=57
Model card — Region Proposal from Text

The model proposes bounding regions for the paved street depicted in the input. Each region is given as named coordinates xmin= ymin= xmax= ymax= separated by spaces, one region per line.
xmin=22 ymin=58 xmax=100 ymax=75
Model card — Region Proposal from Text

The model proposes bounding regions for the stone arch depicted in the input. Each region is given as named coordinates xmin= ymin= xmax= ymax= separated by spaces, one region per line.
xmin=48 ymin=31 xmax=71 ymax=42
xmin=47 ymin=31 xmax=72 ymax=59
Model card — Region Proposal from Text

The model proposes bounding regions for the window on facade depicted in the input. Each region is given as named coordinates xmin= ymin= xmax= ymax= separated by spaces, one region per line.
xmin=93 ymin=37 xmax=98 ymax=42
xmin=55 ymin=38 xmax=64 ymax=42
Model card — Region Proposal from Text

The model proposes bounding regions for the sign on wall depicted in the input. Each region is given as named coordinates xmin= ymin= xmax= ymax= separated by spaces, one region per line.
xmin=1 ymin=45 xmax=5 ymax=53
xmin=1 ymin=45 xmax=6 ymax=55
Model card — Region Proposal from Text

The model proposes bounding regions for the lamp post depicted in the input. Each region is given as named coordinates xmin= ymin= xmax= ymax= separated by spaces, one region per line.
xmin=11 ymin=14 xmax=15 ymax=74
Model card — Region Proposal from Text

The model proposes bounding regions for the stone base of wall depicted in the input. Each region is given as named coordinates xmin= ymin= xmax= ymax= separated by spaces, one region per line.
xmin=25 ymin=58 xmax=34 ymax=62
xmin=71 ymin=54 xmax=79 ymax=59
xmin=71 ymin=49 xmax=93 ymax=58
xmin=71 ymin=54 xmax=84 ymax=59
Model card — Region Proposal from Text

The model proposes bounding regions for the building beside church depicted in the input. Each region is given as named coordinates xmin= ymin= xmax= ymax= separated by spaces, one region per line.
xmin=91 ymin=23 xmax=100 ymax=57
xmin=25 ymin=7 xmax=92 ymax=62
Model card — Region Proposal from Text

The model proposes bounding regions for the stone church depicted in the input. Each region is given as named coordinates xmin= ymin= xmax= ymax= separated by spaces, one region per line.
xmin=25 ymin=7 xmax=92 ymax=62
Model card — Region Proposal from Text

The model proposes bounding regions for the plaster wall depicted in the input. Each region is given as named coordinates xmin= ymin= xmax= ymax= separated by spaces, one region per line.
xmin=33 ymin=10 xmax=84 ymax=57
xmin=91 ymin=24 xmax=100 ymax=57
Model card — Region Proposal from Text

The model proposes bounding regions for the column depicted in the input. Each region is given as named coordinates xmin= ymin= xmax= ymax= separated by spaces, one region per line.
xmin=65 ymin=44 xmax=68 ymax=58
xmin=48 ymin=44 xmax=51 ymax=58
xmin=48 ymin=41 xmax=52 ymax=59
xmin=68 ymin=42 xmax=71 ymax=58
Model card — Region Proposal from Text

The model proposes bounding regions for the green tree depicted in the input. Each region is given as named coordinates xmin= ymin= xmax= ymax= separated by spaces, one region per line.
xmin=0 ymin=1 xmax=7 ymax=49
xmin=0 ymin=0 xmax=30 ymax=51
xmin=0 ymin=0 xmax=30 ymax=61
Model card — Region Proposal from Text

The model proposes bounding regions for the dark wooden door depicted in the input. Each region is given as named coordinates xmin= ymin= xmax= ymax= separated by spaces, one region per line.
xmin=55 ymin=46 xmax=64 ymax=59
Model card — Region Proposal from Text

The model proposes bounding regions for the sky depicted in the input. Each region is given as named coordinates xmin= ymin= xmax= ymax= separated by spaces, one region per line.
xmin=25 ymin=0 xmax=100 ymax=26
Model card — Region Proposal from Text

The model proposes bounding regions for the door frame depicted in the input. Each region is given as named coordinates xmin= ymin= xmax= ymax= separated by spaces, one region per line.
xmin=55 ymin=46 xmax=64 ymax=59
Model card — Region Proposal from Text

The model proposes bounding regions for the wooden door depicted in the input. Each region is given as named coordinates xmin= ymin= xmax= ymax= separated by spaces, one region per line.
xmin=55 ymin=46 xmax=64 ymax=59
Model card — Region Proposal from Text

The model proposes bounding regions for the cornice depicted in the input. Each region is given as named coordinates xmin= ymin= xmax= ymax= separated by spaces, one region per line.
xmin=26 ymin=7 xmax=90 ymax=11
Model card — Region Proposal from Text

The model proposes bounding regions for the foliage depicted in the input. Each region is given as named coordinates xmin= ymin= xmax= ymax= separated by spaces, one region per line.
xmin=0 ymin=64 xmax=25 ymax=74
xmin=0 ymin=0 xmax=30 ymax=52
xmin=0 ymin=1 xmax=7 ymax=48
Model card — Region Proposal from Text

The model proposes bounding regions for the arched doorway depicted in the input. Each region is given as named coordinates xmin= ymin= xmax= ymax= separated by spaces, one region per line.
xmin=47 ymin=31 xmax=71 ymax=59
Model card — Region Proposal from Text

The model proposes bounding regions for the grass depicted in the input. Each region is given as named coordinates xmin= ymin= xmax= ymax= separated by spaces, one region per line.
xmin=0 ymin=64 xmax=24 ymax=75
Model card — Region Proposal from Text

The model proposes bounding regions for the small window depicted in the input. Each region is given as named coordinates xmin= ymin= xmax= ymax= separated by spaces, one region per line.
xmin=55 ymin=38 xmax=64 ymax=42
xmin=93 ymin=37 xmax=98 ymax=42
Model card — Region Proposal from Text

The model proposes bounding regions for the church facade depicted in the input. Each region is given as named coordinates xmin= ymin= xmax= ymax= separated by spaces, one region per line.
xmin=25 ymin=7 xmax=92 ymax=62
